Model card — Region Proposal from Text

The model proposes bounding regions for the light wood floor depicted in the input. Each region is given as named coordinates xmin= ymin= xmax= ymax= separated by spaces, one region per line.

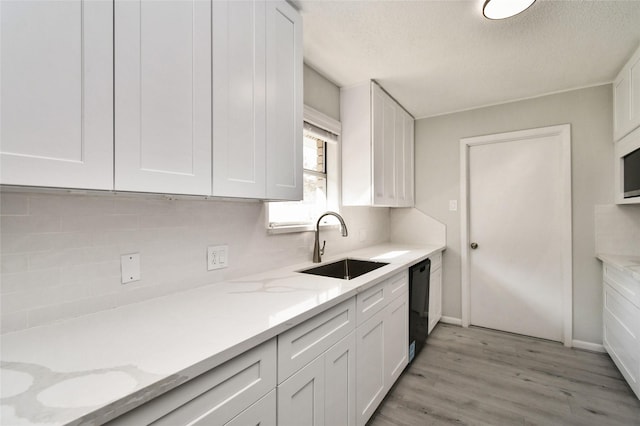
xmin=368 ymin=324 xmax=640 ymax=426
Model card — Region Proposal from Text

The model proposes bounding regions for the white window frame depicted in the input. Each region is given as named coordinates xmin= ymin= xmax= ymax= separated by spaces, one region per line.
xmin=266 ymin=105 xmax=342 ymax=234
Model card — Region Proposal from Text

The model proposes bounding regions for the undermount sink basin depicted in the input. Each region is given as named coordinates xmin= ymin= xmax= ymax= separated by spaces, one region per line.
xmin=299 ymin=258 xmax=389 ymax=280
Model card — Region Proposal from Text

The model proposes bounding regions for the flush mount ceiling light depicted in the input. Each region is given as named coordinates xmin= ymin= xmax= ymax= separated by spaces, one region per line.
xmin=483 ymin=0 xmax=536 ymax=20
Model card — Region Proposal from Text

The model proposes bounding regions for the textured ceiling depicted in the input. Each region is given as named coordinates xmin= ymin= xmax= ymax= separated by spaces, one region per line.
xmin=297 ymin=0 xmax=640 ymax=118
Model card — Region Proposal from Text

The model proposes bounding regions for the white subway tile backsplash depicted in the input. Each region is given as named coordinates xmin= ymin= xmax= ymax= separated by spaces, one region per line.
xmin=0 ymin=191 xmax=390 ymax=333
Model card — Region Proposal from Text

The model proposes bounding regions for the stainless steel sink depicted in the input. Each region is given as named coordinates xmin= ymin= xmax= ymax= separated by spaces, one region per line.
xmin=298 ymin=258 xmax=389 ymax=280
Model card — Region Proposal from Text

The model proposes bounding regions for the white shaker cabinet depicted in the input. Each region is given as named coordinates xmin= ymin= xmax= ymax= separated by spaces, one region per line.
xmin=226 ymin=390 xmax=276 ymax=426
xmin=355 ymin=271 xmax=409 ymax=426
xmin=107 ymin=339 xmax=277 ymax=425
xmin=396 ymin=108 xmax=415 ymax=207
xmin=114 ymin=0 xmax=212 ymax=195
xmin=212 ymin=0 xmax=266 ymax=199
xmin=0 ymin=0 xmax=113 ymax=190
xmin=212 ymin=0 xmax=303 ymax=201
xmin=277 ymin=332 xmax=356 ymax=426
xmin=277 ymin=298 xmax=356 ymax=426
xmin=428 ymin=252 xmax=443 ymax=334
xmin=341 ymin=81 xmax=414 ymax=207
xmin=265 ymin=0 xmax=303 ymax=201
xmin=614 ymin=44 xmax=640 ymax=142
xmin=602 ymin=263 xmax=640 ymax=399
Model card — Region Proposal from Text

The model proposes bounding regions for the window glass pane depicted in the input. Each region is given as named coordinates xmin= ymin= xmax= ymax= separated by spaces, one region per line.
xmin=303 ymin=132 xmax=325 ymax=173
xmin=269 ymin=172 xmax=327 ymax=225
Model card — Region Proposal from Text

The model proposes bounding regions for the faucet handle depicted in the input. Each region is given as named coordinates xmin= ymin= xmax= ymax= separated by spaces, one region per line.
xmin=320 ymin=240 xmax=326 ymax=256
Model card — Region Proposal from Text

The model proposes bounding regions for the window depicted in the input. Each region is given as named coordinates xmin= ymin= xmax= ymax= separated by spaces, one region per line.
xmin=267 ymin=106 xmax=340 ymax=232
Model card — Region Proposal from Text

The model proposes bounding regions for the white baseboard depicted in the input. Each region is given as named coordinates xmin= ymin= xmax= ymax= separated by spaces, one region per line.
xmin=572 ymin=339 xmax=606 ymax=353
xmin=440 ymin=316 xmax=462 ymax=326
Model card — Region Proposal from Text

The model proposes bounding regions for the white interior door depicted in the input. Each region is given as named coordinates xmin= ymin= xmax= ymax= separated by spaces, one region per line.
xmin=463 ymin=125 xmax=572 ymax=343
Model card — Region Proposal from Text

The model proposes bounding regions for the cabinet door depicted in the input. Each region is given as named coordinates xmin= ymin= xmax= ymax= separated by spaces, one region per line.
xmin=355 ymin=309 xmax=386 ymax=426
xmin=265 ymin=0 xmax=303 ymax=201
xmin=212 ymin=0 xmax=266 ymax=198
xmin=397 ymin=110 xmax=415 ymax=207
xmin=384 ymin=294 xmax=408 ymax=388
xmin=225 ymin=390 xmax=276 ymax=426
xmin=614 ymin=46 xmax=640 ymax=141
xmin=614 ymin=72 xmax=631 ymax=141
xmin=603 ymin=283 xmax=640 ymax=398
xmin=372 ymin=85 xmax=396 ymax=206
xmin=277 ymin=355 xmax=325 ymax=426
xmin=1 ymin=0 xmax=113 ymax=190
xmin=115 ymin=0 xmax=212 ymax=195
xmin=428 ymin=267 xmax=442 ymax=334
xmin=325 ymin=333 xmax=356 ymax=426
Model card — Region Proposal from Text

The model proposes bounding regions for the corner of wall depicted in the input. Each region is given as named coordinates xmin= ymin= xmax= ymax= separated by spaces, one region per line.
xmin=389 ymin=207 xmax=446 ymax=246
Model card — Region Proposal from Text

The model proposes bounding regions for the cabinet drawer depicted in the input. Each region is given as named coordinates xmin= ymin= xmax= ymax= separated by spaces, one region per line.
xmin=108 ymin=339 xmax=276 ymax=426
xmin=278 ymin=297 xmax=356 ymax=383
xmin=603 ymin=284 xmax=639 ymax=393
xmin=430 ymin=252 xmax=442 ymax=271
xmin=604 ymin=264 xmax=640 ymax=308
xmin=357 ymin=271 xmax=408 ymax=326
xmin=225 ymin=389 xmax=276 ymax=426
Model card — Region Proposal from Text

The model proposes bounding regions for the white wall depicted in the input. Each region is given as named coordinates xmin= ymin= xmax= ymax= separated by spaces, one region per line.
xmin=0 ymin=65 xmax=391 ymax=334
xmin=303 ymin=64 xmax=340 ymax=121
xmin=414 ymin=84 xmax=613 ymax=345
xmin=595 ymin=204 xmax=640 ymax=256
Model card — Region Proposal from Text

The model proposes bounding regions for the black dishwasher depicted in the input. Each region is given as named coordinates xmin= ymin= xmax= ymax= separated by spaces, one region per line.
xmin=408 ymin=259 xmax=430 ymax=363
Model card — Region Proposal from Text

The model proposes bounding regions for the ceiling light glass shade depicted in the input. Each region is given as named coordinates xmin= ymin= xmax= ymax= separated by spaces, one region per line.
xmin=483 ymin=0 xmax=536 ymax=20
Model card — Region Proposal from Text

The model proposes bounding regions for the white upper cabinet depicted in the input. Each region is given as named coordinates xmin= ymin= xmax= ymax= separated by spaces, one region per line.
xmin=114 ymin=0 xmax=212 ymax=196
xmin=0 ymin=0 xmax=113 ymax=190
xmin=212 ymin=0 xmax=303 ymax=201
xmin=614 ymin=44 xmax=640 ymax=142
xmin=212 ymin=0 xmax=266 ymax=199
xmin=396 ymin=108 xmax=415 ymax=207
xmin=2 ymin=0 xmax=302 ymax=200
xmin=265 ymin=0 xmax=303 ymax=201
xmin=341 ymin=81 xmax=414 ymax=207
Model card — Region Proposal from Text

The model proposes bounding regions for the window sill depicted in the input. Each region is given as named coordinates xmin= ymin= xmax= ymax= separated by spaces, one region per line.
xmin=267 ymin=223 xmax=340 ymax=235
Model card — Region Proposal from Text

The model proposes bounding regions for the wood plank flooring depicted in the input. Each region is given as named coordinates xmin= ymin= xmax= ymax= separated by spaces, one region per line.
xmin=368 ymin=324 xmax=640 ymax=426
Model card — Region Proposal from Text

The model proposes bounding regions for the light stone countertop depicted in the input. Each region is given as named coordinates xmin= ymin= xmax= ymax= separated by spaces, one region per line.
xmin=597 ymin=253 xmax=640 ymax=281
xmin=0 ymin=243 xmax=444 ymax=426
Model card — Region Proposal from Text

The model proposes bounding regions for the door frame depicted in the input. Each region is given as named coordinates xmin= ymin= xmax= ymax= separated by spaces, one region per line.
xmin=459 ymin=124 xmax=573 ymax=346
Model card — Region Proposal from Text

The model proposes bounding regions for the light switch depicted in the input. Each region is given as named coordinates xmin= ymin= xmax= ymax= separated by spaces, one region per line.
xmin=449 ymin=200 xmax=458 ymax=211
xmin=121 ymin=253 xmax=141 ymax=284
xmin=208 ymin=245 xmax=228 ymax=271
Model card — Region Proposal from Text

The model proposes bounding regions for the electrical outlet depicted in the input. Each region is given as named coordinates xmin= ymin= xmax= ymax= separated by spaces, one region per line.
xmin=207 ymin=245 xmax=228 ymax=271
xmin=121 ymin=253 xmax=141 ymax=284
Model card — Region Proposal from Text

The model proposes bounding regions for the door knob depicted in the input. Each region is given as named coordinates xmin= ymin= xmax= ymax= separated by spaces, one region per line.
xmin=470 ymin=242 xmax=478 ymax=249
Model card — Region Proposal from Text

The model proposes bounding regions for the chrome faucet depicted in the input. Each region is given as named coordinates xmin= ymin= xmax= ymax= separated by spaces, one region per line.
xmin=313 ymin=211 xmax=349 ymax=263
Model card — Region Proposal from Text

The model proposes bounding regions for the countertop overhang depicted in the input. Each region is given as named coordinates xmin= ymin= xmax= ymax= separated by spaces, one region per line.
xmin=1 ymin=243 xmax=444 ymax=426
xmin=597 ymin=253 xmax=640 ymax=281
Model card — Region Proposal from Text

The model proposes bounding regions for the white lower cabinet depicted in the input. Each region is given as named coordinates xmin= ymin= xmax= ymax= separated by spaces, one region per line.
xmin=356 ymin=308 xmax=386 ymax=425
xmin=324 ymin=333 xmax=357 ymax=426
xmin=109 ymin=273 xmax=411 ymax=425
xmin=107 ymin=339 xmax=276 ymax=426
xmin=277 ymin=298 xmax=357 ymax=426
xmin=602 ymin=264 xmax=640 ymax=399
xmin=277 ymin=332 xmax=357 ymax=426
xmin=428 ymin=252 xmax=443 ymax=334
xmin=226 ymin=390 xmax=276 ymax=426
xmin=355 ymin=271 xmax=409 ymax=426
xmin=278 ymin=354 xmax=326 ymax=426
